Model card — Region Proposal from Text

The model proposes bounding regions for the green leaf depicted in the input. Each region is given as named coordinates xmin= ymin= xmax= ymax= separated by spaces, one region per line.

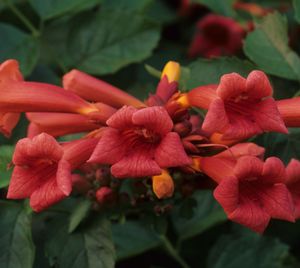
xmin=112 ymin=220 xmax=161 ymax=260
xmin=68 ymin=199 xmax=91 ymax=233
xmin=0 ymin=23 xmax=39 ymax=76
xmin=254 ymin=128 xmax=300 ymax=164
xmin=293 ymin=0 xmax=300 ymax=23
xmin=207 ymin=232 xmax=291 ymax=268
xmin=244 ymin=12 xmax=300 ymax=81
xmin=29 ymin=0 xmax=101 ymax=20
xmin=102 ymin=0 xmax=153 ymax=13
xmin=171 ymin=190 xmax=226 ymax=242
xmin=0 ymin=201 xmax=35 ymax=268
xmin=187 ymin=57 xmax=255 ymax=89
xmin=46 ymin=214 xmax=115 ymax=268
xmin=191 ymin=0 xmax=236 ymax=17
xmin=0 ymin=145 xmax=14 ymax=188
xmin=67 ymin=8 xmax=161 ymax=75
xmin=145 ymin=64 xmax=161 ymax=79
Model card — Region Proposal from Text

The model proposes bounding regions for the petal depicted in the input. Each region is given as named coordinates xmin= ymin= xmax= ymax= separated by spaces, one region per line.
xmin=88 ymin=128 xmax=126 ymax=165
xmin=286 ymin=159 xmax=300 ymax=185
xmin=132 ymin=106 xmax=173 ymax=136
xmin=202 ymin=98 xmax=229 ymax=134
xmin=26 ymin=112 xmax=99 ymax=137
xmin=106 ymin=106 xmax=137 ymax=129
xmin=201 ymin=157 xmax=235 ymax=184
xmin=261 ymin=157 xmax=286 ymax=184
xmin=7 ymin=162 xmax=56 ymax=199
xmin=222 ymin=113 xmax=262 ymax=140
xmin=246 ymin=70 xmax=273 ymax=99
xmin=111 ymin=146 xmax=161 ymax=178
xmin=30 ymin=177 xmax=68 ymax=212
xmin=0 ymin=59 xmax=23 ymax=83
xmin=0 ymin=112 xmax=20 ymax=137
xmin=213 ymin=176 xmax=239 ymax=214
xmin=216 ymin=142 xmax=265 ymax=160
xmin=187 ymin=85 xmax=218 ymax=110
xmin=259 ymin=183 xmax=294 ymax=222
xmin=63 ymin=69 xmax=145 ymax=108
xmin=56 ymin=159 xmax=72 ymax=196
xmin=216 ymin=72 xmax=246 ymax=100
xmin=155 ymin=132 xmax=191 ymax=168
xmin=63 ymin=138 xmax=99 ymax=169
xmin=13 ymin=133 xmax=63 ymax=166
xmin=0 ymin=81 xmax=97 ymax=115
xmin=234 ymin=156 xmax=263 ymax=180
xmin=254 ymin=98 xmax=288 ymax=134
xmin=228 ymin=196 xmax=271 ymax=234
xmin=277 ymin=97 xmax=300 ymax=127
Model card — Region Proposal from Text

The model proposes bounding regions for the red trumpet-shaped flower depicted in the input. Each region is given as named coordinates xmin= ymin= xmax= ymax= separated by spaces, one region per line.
xmin=0 ymin=59 xmax=23 ymax=136
xmin=89 ymin=106 xmax=191 ymax=178
xmin=63 ymin=69 xmax=145 ymax=108
xmin=188 ymin=14 xmax=245 ymax=58
xmin=7 ymin=133 xmax=98 ymax=212
xmin=285 ymin=159 xmax=300 ymax=219
xmin=213 ymin=156 xmax=294 ymax=233
xmin=202 ymin=71 xmax=287 ymax=140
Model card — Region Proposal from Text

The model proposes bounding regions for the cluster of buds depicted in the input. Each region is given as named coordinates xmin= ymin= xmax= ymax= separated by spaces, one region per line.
xmin=2 ymin=58 xmax=300 ymax=233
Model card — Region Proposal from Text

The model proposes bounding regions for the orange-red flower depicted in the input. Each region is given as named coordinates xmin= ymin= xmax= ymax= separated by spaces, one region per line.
xmin=89 ymin=106 xmax=191 ymax=178
xmin=192 ymin=71 xmax=287 ymax=140
xmin=188 ymin=14 xmax=245 ymax=58
xmin=213 ymin=156 xmax=294 ymax=233
xmin=7 ymin=133 xmax=98 ymax=212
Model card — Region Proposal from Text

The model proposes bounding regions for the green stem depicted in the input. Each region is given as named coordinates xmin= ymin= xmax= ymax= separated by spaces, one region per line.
xmin=160 ymin=235 xmax=190 ymax=268
xmin=5 ymin=0 xmax=40 ymax=37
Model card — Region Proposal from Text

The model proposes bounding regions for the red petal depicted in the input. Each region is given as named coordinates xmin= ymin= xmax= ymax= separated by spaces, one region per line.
xmin=132 ymin=106 xmax=173 ymax=136
xmin=213 ymin=176 xmax=239 ymax=214
xmin=216 ymin=142 xmax=265 ymax=160
xmin=202 ymin=98 xmax=229 ymax=134
xmin=254 ymin=98 xmax=288 ymax=134
xmin=228 ymin=196 xmax=271 ymax=233
xmin=29 ymin=176 xmax=68 ymax=212
xmin=286 ymin=159 xmax=300 ymax=185
xmin=56 ymin=159 xmax=72 ymax=195
xmin=106 ymin=106 xmax=136 ymax=129
xmin=63 ymin=69 xmax=145 ymax=108
xmin=260 ymin=183 xmax=295 ymax=222
xmin=13 ymin=133 xmax=63 ymax=166
xmin=234 ymin=156 xmax=263 ymax=180
xmin=187 ymin=85 xmax=218 ymax=110
xmin=0 ymin=59 xmax=23 ymax=83
xmin=246 ymin=70 xmax=272 ymax=99
xmin=155 ymin=132 xmax=191 ymax=168
xmin=222 ymin=113 xmax=262 ymax=140
xmin=88 ymin=128 xmax=126 ymax=165
xmin=261 ymin=157 xmax=286 ymax=184
xmin=111 ymin=146 xmax=161 ymax=178
xmin=201 ymin=157 xmax=235 ymax=183
xmin=7 ymin=166 xmax=43 ymax=199
xmin=63 ymin=138 xmax=99 ymax=169
xmin=216 ymin=73 xmax=246 ymax=100
xmin=0 ymin=112 xmax=20 ymax=137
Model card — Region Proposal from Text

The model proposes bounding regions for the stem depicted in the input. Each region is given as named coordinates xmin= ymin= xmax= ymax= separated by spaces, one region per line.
xmin=160 ymin=235 xmax=190 ymax=268
xmin=5 ymin=0 xmax=40 ymax=37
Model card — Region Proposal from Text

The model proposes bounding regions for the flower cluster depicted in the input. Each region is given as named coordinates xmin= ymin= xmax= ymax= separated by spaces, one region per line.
xmin=2 ymin=59 xmax=300 ymax=233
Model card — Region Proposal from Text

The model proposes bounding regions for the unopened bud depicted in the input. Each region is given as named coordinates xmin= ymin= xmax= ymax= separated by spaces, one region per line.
xmin=152 ymin=170 xmax=174 ymax=199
